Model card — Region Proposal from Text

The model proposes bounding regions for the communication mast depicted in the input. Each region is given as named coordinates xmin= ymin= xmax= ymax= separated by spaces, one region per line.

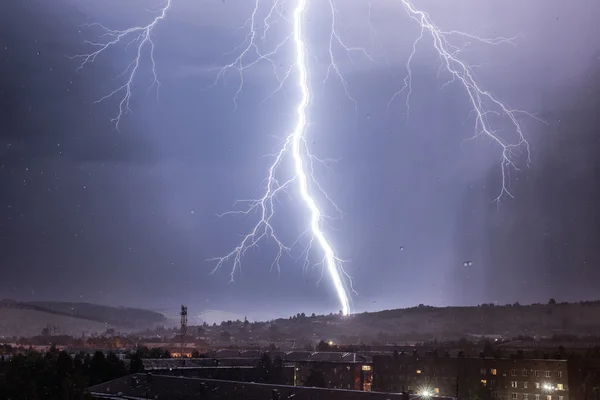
xmin=180 ymin=305 xmax=188 ymax=359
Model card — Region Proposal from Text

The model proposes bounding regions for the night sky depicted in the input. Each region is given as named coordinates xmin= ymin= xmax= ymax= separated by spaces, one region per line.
xmin=1 ymin=0 xmax=599 ymax=321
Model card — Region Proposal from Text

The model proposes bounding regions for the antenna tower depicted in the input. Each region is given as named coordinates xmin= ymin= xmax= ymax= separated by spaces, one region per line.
xmin=180 ymin=305 xmax=188 ymax=358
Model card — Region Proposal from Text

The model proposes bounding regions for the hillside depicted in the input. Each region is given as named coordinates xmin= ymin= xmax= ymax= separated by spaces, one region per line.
xmin=261 ymin=301 xmax=600 ymax=342
xmin=26 ymin=301 xmax=167 ymax=328
xmin=0 ymin=308 xmax=110 ymax=338
xmin=0 ymin=299 xmax=167 ymax=337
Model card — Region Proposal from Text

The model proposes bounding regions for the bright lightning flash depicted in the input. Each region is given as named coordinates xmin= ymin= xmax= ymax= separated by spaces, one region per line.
xmin=74 ymin=0 xmax=541 ymax=316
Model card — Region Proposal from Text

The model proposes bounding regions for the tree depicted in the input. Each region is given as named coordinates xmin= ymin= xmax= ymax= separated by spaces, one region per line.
xmin=272 ymin=356 xmax=285 ymax=384
xmin=257 ymin=353 xmax=273 ymax=383
xmin=304 ymin=369 xmax=326 ymax=388
xmin=548 ymin=298 xmax=557 ymax=305
xmin=129 ymin=350 xmax=145 ymax=373
xmin=220 ymin=330 xmax=231 ymax=342
xmin=316 ymin=340 xmax=331 ymax=352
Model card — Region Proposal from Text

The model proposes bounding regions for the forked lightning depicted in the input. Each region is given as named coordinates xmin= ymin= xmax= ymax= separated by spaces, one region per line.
xmin=73 ymin=0 xmax=540 ymax=316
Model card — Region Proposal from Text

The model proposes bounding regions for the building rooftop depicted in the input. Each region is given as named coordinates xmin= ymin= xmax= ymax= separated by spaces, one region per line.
xmin=88 ymin=374 xmax=457 ymax=400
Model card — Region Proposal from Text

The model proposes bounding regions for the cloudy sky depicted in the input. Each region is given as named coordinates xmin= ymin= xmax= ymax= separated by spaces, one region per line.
xmin=1 ymin=0 xmax=599 ymax=321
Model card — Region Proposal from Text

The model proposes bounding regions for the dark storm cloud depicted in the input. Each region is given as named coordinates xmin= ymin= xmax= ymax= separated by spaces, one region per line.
xmin=453 ymin=54 xmax=600 ymax=305
xmin=1 ymin=0 xmax=599 ymax=319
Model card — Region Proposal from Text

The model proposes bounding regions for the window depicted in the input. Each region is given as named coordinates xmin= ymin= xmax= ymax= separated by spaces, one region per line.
xmin=524 ymin=382 xmax=528 ymax=389
xmin=524 ymin=395 xmax=529 ymax=400
xmin=557 ymin=384 xmax=564 ymax=390
xmin=535 ymin=383 xmax=541 ymax=389
xmin=535 ymin=371 xmax=540 ymax=378
xmin=435 ymin=388 xmax=440 ymax=394
xmin=546 ymin=396 xmax=551 ymax=400
xmin=481 ymin=380 xmax=488 ymax=386
xmin=535 ymin=395 xmax=540 ymax=400
xmin=481 ymin=368 xmax=488 ymax=375
xmin=512 ymin=382 xmax=518 ymax=388
xmin=491 ymin=380 xmax=496 ymax=386
xmin=523 ymin=369 xmax=529 ymax=377
xmin=557 ymin=371 xmax=563 ymax=378
xmin=512 ymin=393 xmax=518 ymax=399
xmin=512 ymin=370 xmax=518 ymax=377
xmin=491 ymin=369 xmax=498 ymax=375
xmin=400 ymin=365 xmax=405 ymax=372
xmin=558 ymin=397 xmax=563 ymax=400
xmin=362 ymin=365 xmax=371 ymax=371
xmin=545 ymin=371 xmax=551 ymax=378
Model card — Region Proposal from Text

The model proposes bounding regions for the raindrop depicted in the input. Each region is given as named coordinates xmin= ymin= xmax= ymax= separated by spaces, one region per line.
xmin=366 ymin=113 xmax=372 ymax=119
xmin=464 ymin=261 xmax=473 ymax=267
xmin=400 ymin=246 xmax=404 ymax=251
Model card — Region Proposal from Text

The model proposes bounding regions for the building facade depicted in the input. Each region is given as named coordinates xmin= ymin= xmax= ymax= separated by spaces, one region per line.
xmin=373 ymin=354 xmax=569 ymax=400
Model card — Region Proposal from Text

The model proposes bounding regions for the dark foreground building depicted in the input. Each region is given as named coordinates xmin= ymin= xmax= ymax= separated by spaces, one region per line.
xmin=88 ymin=374 xmax=456 ymax=400
xmin=141 ymin=351 xmax=374 ymax=391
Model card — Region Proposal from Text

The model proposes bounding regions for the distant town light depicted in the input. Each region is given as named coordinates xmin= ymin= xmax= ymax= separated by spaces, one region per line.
xmin=420 ymin=390 xmax=432 ymax=398
xmin=328 ymin=341 xmax=333 ymax=346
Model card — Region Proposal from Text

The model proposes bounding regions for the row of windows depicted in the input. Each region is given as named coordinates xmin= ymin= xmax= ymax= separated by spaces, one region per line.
xmin=508 ymin=393 xmax=563 ymax=400
xmin=482 ymin=369 xmax=563 ymax=378
xmin=481 ymin=380 xmax=565 ymax=390
xmin=404 ymin=367 xmax=564 ymax=378
xmin=509 ymin=382 xmax=565 ymax=390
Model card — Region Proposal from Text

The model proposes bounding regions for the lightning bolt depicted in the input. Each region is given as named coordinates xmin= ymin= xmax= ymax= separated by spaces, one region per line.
xmin=393 ymin=0 xmax=545 ymax=202
xmin=70 ymin=0 xmax=172 ymax=131
xmin=74 ymin=0 xmax=541 ymax=316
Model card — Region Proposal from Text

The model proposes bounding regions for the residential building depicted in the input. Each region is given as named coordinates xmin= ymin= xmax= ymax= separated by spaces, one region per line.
xmin=373 ymin=354 xmax=569 ymax=400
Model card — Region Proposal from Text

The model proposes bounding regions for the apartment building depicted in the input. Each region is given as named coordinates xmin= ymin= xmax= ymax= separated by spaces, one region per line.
xmin=373 ymin=354 xmax=568 ymax=400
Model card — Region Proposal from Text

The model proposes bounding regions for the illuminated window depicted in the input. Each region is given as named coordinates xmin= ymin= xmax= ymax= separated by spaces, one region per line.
xmin=545 ymin=371 xmax=551 ymax=378
xmin=523 ymin=369 xmax=529 ymax=377
xmin=559 ymin=397 xmax=563 ymax=400
xmin=491 ymin=369 xmax=497 ymax=375
xmin=524 ymin=382 xmax=528 ymax=389
xmin=416 ymin=370 xmax=422 ymax=374
xmin=511 ymin=382 xmax=518 ymax=388
xmin=435 ymin=388 xmax=440 ymax=394
xmin=557 ymin=384 xmax=564 ymax=390
xmin=481 ymin=380 xmax=488 ymax=386
xmin=535 ymin=395 xmax=540 ymax=400
xmin=557 ymin=371 xmax=563 ymax=378
xmin=535 ymin=383 xmax=541 ymax=389
xmin=546 ymin=395 xmax=552 ymax=400
xmin=524 ymin=395 xmax=529 ymax=400
xmin=362 ymin=365 xmax=372 ymax=371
